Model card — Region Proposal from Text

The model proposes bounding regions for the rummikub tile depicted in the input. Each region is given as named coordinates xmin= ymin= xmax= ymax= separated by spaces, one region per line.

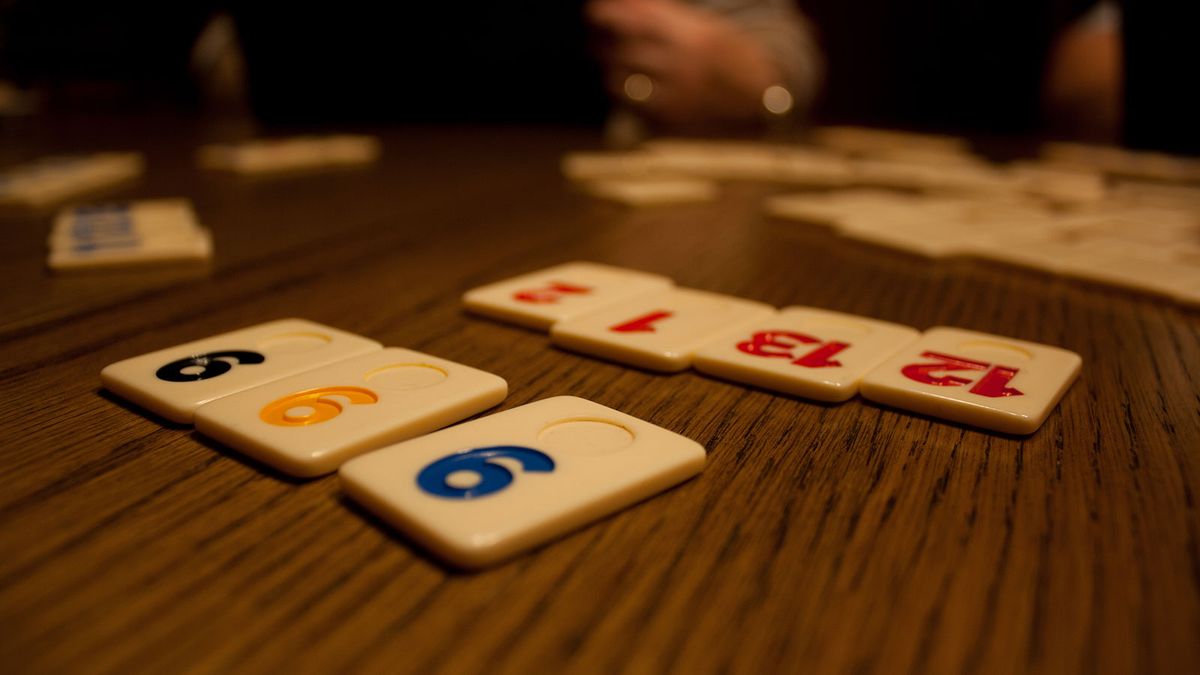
xmin=835 ymin=219 xmax=987 ymax=259
xmin=1064 ymin=251 xmax=1200 ymax=299
xmin=48 ymin=227 xmax=213 ymax=271
xmin=101 ymin=319 xmax=382 ymax=423
xmin=639 ymin=140 xmax=852 ymax=185
xmin=1006 ymin=162 xmax=1107 ymax=203
xmin=46 ymin=198 xmax=211 ymax=271
xmin=48 ymin=198 xmax=198 ymax=249
xmin=693 ymin=307 xmax=919 ymax=401
xmin=462 ymin=262 xmax=673 ymax=331
xmin=860 ymin=327 xmax=1081 ymax=434
xmin=0 ymin=153 xmax=143 ymax=207
xmin=197 ymin=135 xmax=380 ymax=174
xmin=339 ymin=396 xmax=705 ymax=568
xmin=560 ymin=152 xmax=663 ymax=181
xmin=582 ymin=177 xmax=718 ymax=205
xmin=195 ymin=348 xmax=507 ymax=477
xmin=550 ymin=287 xmax=773 ymax=372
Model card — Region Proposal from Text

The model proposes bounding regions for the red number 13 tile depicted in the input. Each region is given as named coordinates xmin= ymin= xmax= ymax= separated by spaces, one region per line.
xmin=693 ymin=306 xmax=919 ymax=401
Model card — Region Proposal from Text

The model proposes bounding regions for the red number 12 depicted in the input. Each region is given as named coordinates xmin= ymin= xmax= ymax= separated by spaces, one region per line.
xmin=901 ymin=351 xmax=1022 ymax=397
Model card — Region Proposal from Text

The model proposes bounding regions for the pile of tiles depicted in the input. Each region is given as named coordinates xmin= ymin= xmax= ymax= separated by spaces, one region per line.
xmin=561 ymin=128 xmax=1200 ymax=306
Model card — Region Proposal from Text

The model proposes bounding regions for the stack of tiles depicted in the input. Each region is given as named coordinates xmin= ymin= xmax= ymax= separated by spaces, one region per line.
xmin=561 ymin=130 xmax=1200 ymax=305
xmin=197 ymin=134 xmax=381 ymax=175
xmin=464 ymin=262 xmax=1082 ymax=436
xmin=102 ymin=318 xmax=704 ymax=567
xmin=0 ymin=153 xmax=144 ymax=208
xmin=47 ymin=198 xmax=213 ymax=271
xmin=766 ymin=188 xmax=1200 ymax=306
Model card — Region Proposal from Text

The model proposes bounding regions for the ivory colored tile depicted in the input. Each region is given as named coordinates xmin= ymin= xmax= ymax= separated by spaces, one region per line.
xmin=693 ymin=307 xmax=919 ymax=401
xmin=550 ymin=287 xmax=774 ymax=372
xmin=47 ymin=227 xmax=212 ymax=271
xmin=1006 ymin=162 xmax=1107 ymax=203
xmin=462 ymin=261 xmax=673 ymax=331
xmin=1175 ymin=280 xmax=1200 ymax=308
xmin=860 ymin=327 xmax=1081 ymax=434
xmin=339 ymin=396 xmax=705 ymax=568
xmin=1041 ymin=142 xmax=1200 ymax=182
xmin=582 ymin=177 xmax=718 ymax=206
xmin=0 ymin=153 xmax=144 ymax=207
xmin=961 ymin=232 xmax=1101 ymax=274
xmin=639 ymin=140 xmax=852 ymax=185
xmin=852 ymin=158 xmax=1013 ymax=195
xmin=640 ymin=140 xmax=785 ymax=181
xmin=560 ymin=151 xmax=664 ymax=181
xmin=764 ymin=190 xmax=913 ymax=228
xmin=1064 ymin=252 xmax=1200 ymax=299
xmin=101 ymin=319 xmax=382 ymax=423
xmin=836 ymin=220 xmax=985 ymax=258
xmin=48 ymin=198 xmax=197 ymax=248
xmin=197 ymin=135 xmax=380 ymax=174
xmin=195 ymin=348 xmax=506 ymax=477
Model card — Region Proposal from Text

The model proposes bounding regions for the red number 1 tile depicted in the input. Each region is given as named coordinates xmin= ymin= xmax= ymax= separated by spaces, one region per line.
xmin=550 ymin=288 xmax=773 ymax=372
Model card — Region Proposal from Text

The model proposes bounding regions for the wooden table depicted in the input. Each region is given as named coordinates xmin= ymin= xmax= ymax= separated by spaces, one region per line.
xmin=2 ymin=118 xmax=1198 ymax=674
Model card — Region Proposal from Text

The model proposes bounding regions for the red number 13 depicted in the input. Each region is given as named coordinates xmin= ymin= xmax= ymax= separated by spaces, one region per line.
xmin=737 ymin=331 xmax=850 ymax=368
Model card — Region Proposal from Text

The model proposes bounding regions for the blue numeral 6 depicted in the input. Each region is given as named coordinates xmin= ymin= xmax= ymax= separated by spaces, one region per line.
xmin=417 ymin=446 xmax=554 ymax=500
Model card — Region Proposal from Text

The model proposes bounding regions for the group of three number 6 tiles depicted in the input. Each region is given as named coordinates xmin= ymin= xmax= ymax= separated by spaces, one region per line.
xmin=101 ymin=318 xmax=705 ymax=568
xmin=463 ymin=262 xmax=1082 ymax=436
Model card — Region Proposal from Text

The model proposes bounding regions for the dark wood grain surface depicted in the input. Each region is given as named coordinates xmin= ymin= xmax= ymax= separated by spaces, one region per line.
xmin=1 ymin=117 xmax=1198 ymax=675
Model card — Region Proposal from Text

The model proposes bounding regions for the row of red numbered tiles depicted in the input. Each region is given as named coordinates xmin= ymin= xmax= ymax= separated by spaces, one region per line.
xmin=463 ymin=262 xmax=1082 ymax=435
xmin=100 ymin=319 xmax=705 ymax=568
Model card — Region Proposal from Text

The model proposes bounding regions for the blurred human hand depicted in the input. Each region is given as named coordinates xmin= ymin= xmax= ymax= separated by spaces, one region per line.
xmin=588 ymin=0 xmax=782 ymax=129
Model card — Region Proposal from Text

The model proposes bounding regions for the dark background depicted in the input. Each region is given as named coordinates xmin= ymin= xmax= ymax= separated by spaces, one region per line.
xmin=1 ymin=0 xmax=1197 ymax=152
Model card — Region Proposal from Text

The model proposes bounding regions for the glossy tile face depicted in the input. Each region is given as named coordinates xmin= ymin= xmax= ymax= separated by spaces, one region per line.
xmin=46 ymin=198 xmax=210 ymax=271
xmin=582 ymin=177 xmax=717 ymax=206
xmin=194 ymin=348 xmax=507 ymax=477
xmin=48 ymin=227 xmax=212 ymax=271
xmin=339 ymin=396 xmax=706 ymax=568
xmin=48 ymin=199 xmax=198 ymax=249
xmin=462 ymin=261 xmax=673 ymax=331
xmin=197 ymin=135 xmax=380 ymax=174
xmin=100 ymin=319 xmax=382 ymax=423
xmin=693 ymin=307 xmax=919 ymax=401
xmin=0 ymin=153 xmax=144 ymax=207
xmin=859 ymin=327 xmax=1081 ymax=434
xmin=550 ymin=287 xmax=774 ymax=372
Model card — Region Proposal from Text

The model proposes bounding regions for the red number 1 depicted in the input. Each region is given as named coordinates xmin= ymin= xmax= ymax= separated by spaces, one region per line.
xmin=611 ymin=311 xmax=673 ymax=333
